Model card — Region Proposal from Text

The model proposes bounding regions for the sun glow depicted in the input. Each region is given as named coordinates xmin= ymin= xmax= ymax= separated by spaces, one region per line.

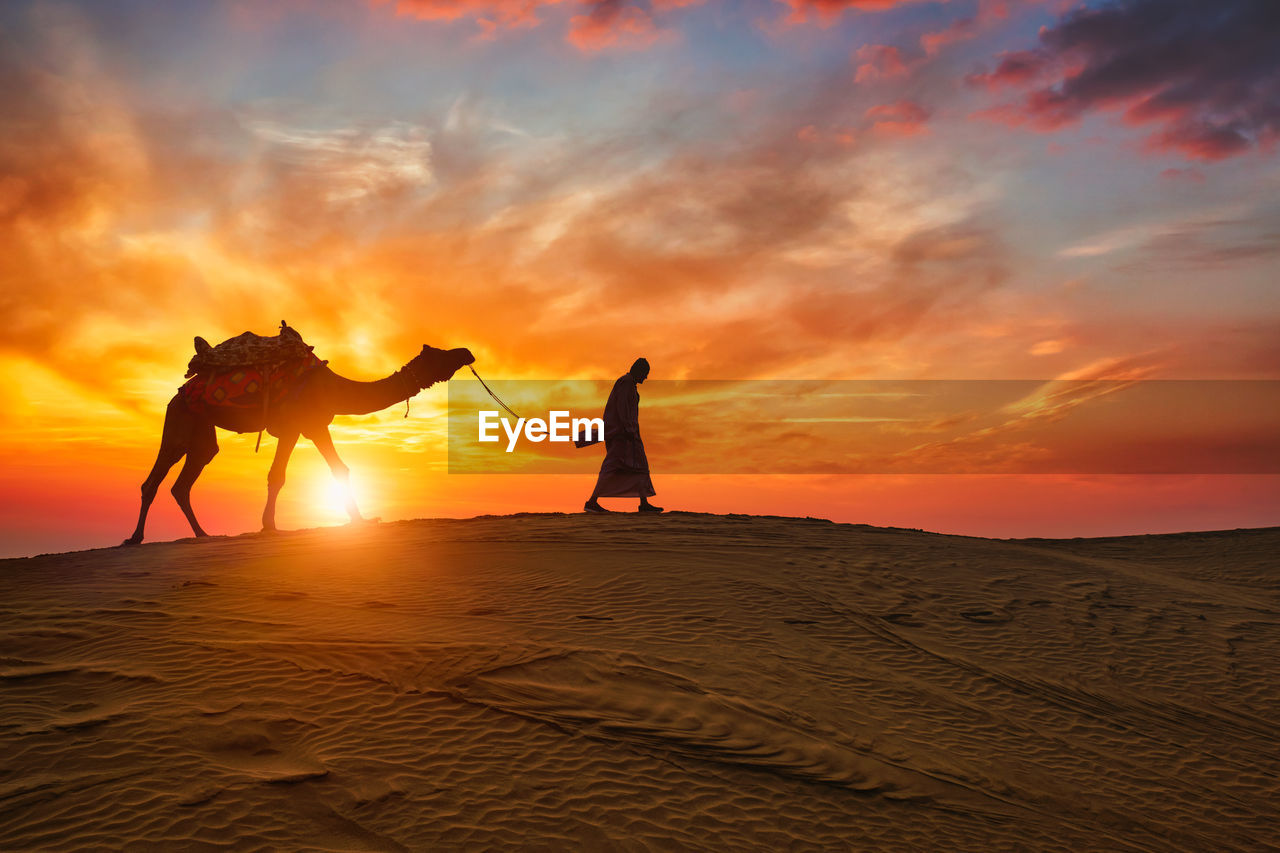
xmin=320 ymin=479 xmax=356 ymax=521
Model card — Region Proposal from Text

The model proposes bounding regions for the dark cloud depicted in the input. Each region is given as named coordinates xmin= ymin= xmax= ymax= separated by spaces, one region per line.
xmin=965 ymin=49 xmax=1043 ymax=90
xmin=968 ymin=0 xmax=1280 ymax=161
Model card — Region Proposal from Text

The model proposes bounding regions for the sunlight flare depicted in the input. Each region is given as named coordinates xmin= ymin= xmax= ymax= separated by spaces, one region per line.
xmin=321 ymin=478 xmax=356 ymax=520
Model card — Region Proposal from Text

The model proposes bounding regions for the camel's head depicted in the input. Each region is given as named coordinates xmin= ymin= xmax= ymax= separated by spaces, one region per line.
xmin=406 ymin=344 xmax=475 ymax=389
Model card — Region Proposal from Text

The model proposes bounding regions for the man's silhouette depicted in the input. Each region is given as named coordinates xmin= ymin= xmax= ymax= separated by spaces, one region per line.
xmin=583 ymin=358 xmax=663 ymax=514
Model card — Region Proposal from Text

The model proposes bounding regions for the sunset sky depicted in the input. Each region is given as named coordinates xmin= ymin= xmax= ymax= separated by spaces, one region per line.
xmin=2 ymin=0 xmax=1277 ymax=557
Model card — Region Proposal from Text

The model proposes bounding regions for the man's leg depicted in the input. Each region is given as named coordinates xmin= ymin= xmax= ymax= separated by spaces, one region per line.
xmin=638 ymin=494 xmax=663 ymax=513
xmin=585 ymin=484 xmax=611 ymax=513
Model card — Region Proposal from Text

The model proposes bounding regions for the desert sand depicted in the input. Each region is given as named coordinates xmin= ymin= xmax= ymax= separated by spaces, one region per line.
xmin=1 ymin=513 xmax=1277 ymax=851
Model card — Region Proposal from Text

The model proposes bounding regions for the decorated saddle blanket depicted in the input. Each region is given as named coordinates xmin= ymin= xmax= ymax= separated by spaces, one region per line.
xmin=179 ymin=323 xmax=325 ymax=414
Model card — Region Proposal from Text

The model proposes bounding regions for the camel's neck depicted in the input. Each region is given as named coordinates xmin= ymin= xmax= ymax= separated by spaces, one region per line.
xmin=322 ymin=368 xmax=418 ymax=416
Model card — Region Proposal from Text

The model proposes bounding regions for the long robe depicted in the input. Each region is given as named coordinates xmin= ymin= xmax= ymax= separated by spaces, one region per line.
xmin=590 ymin=374 xmax=656 ymax=498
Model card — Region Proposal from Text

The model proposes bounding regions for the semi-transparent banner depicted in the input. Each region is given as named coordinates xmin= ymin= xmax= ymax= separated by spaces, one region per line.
xmin=446 ymin=380 xmax=1280 ymax=474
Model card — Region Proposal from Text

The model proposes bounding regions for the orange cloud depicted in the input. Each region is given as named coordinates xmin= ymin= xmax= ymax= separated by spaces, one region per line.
xmin=370 ymin=0 xmax=700 ymax=50
xmin=567 ymin=1 xmax=663 ymax=51
xmin=372 ymin=0 xmax=560 ymax=27
xmin=866 ymin=100 xmax=931 ymax=136
xmin=0 ymin=5 xmax=1004 ymax=413
xmin=776 ymin=0 xmax=934 ymax=26
xmin=854 ymin=44 xmax=908 ymax=83
xmin=920 ymin=0 xmax=1008 ymax=55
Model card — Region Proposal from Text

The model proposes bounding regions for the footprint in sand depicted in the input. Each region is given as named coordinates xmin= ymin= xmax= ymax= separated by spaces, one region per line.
xmin=176 ymin=784 xmax=225 ymax=807
xmin=20 ymin=698 xmax=132 ymax=734
xmin=197 ymin=725 xmax=328 ymax=784
xmin=960 ymin=608 xmax=1012 ymax=624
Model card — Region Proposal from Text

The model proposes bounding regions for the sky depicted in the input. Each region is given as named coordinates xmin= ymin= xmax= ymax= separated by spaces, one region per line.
xmin=1 ymin=0 xmax=1277 ymax=556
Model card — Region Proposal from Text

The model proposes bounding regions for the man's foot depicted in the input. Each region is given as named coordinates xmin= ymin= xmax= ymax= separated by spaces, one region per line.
xmin=584 ymin=500 xmax=611 ymax=513
xmin=638 ymin=502 xmax=664 ymax=513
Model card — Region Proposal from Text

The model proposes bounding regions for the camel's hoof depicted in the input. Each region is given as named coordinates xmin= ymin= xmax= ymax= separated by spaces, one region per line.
xmin=120 ymin=538 xmax=142 ymax=547
xmin=260 ymin=526 xmax=280 ymax=536
xmin=348 ymin=516 xmax=381 ymax=527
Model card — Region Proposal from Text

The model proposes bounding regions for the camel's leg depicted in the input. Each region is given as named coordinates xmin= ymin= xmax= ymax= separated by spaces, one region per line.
xmin=306 ymin=427 xmax=367 ymax=523
xmin=262 ymin=431 xmax=299 ymax=533
xmin=124 ymin=397 xmax=193 ymax=546
xmin=170 ymin=420 xmax=219 ymax=538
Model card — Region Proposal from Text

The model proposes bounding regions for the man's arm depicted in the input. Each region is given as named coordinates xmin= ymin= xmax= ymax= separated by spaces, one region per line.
xmin=623 ymin=383 xmax=641 ymax=439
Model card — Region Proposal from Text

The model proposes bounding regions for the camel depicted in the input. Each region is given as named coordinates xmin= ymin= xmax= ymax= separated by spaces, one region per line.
xmin=124 ymin=342 xmax=475 ymax=545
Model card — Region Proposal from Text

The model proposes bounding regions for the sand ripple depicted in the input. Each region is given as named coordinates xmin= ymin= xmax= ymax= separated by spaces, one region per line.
xmin=1 ymin=514 xmax=1277 ymax=850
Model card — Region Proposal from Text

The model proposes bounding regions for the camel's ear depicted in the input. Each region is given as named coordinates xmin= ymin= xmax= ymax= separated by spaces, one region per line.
xmin=194 ymin=336 xmax=212 ymax=355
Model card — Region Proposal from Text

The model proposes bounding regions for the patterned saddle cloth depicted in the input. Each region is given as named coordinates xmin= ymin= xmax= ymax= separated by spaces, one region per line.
xmin=179 ymin=322 xmax=325 ymax=414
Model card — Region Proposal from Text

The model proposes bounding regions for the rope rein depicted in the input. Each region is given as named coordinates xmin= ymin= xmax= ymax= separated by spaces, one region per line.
xmin=469 ymin=365 xmax=521 ymax=420
xmin=401 ymin=368 xmax=416 ymax=418
xmin=255 ymin=360 xmax=285 ymax=452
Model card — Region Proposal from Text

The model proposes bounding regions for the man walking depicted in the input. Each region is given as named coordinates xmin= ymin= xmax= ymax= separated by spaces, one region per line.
xmin=583 ymin=358 xmax=663 ymax=514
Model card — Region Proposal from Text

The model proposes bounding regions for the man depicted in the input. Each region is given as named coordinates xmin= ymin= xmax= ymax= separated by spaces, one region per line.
xmin=583 ymin=357 xmax=663 ymax=514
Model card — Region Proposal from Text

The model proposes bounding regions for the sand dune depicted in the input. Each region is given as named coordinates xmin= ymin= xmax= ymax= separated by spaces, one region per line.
xmin=2 ymin=514 xmax=1277 ymax=851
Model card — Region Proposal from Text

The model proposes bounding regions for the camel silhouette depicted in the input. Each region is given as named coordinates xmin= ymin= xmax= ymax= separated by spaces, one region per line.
xmin=124 ymin=343 xmax=475 ymax=545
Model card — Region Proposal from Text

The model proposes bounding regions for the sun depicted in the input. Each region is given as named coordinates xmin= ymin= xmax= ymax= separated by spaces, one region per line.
xmin=320 ymin=478 xmax=356 ymax=520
